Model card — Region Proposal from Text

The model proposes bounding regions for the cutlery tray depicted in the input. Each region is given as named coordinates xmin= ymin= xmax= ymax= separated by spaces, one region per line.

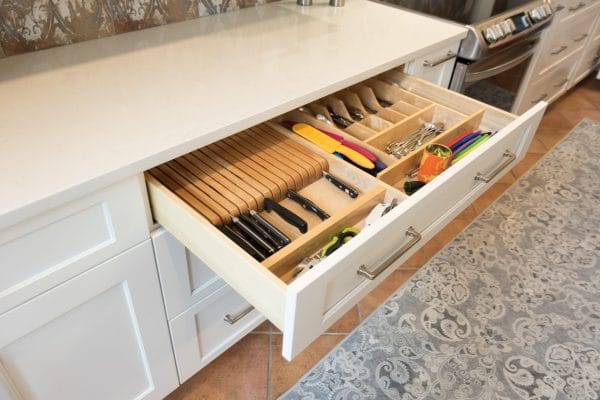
xmin=147 ymin=124 xmax=399 ymax=281
xmin=281 ymin=71 xmax=505 ymax=193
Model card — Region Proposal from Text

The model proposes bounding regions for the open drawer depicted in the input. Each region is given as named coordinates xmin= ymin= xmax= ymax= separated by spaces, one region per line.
xmin=145 ymin=72 xmax=546 ymax=360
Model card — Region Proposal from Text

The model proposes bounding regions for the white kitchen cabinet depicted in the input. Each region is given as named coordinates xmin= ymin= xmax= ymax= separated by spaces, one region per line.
xmin=404 ymin=43 xmax=460 ymax=88
xmin=0 ymin=241 xmax=178 ymax=400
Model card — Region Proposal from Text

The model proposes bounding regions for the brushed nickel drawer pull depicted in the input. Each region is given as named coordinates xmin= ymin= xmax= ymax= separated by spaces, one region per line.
xmin=224 ymin=305 xmax=254 ymax=325
xmin=531 ymin=93 xmax=548 ymax=103
xmin=554 ymin=78 xmax=569 ymax=88
xmin=568 ymin=2 xmax=586 ymax=11
xmin=550 ymin=45 xmax=568 ymax=55
xmin=357 ymin=227 xmax=421 ymax=280
xmin=555 ymin=4 xmax=565 ymax=11
xmin=573 ymin=33 xmax=588 ymax=42
xmin=423 ymin=51 xmax=457 ymax=68
xmin=474 ymin=150 xmax=516 ymax=183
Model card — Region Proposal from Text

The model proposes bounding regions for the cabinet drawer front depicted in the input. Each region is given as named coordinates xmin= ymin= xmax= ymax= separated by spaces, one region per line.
xmin=554 ymin=0 xmax=595 ymax=22
xmin=0 ymin=176 xmax=150 ymax=314
xmin=146 ymin=73 xmax=546 ymax=360
xmin=169 ymin=286 xmax=264 ymax=383
xmin=152 ymin=228 xmax=226 ymax=319
xmin=403 ymin=43 xmax=460 ymax=88
xmin=282 ymin=102 xmax=546 ymax=359
xmin=573 ymin=34 xmax=600 ymax=82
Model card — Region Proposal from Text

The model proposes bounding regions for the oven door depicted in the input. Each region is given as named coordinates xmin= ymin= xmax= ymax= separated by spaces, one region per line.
xmin=450 ymin=40 xmax=538 ymax=113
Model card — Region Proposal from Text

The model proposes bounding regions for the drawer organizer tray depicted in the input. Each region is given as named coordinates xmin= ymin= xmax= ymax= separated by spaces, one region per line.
xmin=146 ymin=71 xmax=546 ymax=360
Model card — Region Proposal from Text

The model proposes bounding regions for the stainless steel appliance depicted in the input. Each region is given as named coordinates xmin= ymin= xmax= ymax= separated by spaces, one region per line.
xmin=373 ymin=0 xmax=554 ymax=113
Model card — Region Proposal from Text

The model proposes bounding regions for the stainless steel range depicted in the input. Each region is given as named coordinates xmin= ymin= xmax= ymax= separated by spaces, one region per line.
xmin=374 ymin=0 xmax=554 ymax=113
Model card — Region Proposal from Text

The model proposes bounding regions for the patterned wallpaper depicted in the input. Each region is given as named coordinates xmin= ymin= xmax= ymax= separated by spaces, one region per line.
xmin=0 ymin=0 xmax=275 ymax=58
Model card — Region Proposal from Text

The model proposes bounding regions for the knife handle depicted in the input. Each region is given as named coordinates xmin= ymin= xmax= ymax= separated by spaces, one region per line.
xmin=233 ymin=216 xmax=276 ymax=255
xmin=264 ymin=198 xmax=308 ymax=234
xmin=239 ymin=214 xmax=283 ymax=250
xmin=323 ymin=171 xmax=359 ymax=198
xmin=249 ymin=209 xmax=291 ymax=246
xmin=220 ymin=225 xmax=268 ymax=261
xmin=335 ymin=145 xmax=375 ymax=170
xmin=286 ymin=190 xmax=330 ymax=220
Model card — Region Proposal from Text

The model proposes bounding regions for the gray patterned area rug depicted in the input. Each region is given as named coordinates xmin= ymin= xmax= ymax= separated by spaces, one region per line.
xmin=281 ymin=119 xmax=600 ymax=400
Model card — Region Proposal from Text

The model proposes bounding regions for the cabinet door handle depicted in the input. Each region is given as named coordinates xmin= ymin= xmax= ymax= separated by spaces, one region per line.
xmin=357 ymin=227 xmax=421 ymax=280
xmin=224 ymin=305 xmax=254 ymax=325
xmin=573 ymin=33 xmax=588 ymax=42
xmin=554 ymin=78 xmax=569 ymax=88
xmin=423 ymin=51 xmax=457 ymax=68
xmin=474 ymin=150 xmax=516 ymax=183
xmin=568 ymin=2 xmax=586 ymax=11
xmin=555 ymin=4 xmax=565 ymax=11
xmin=550 ymin=45 xmax=568 ymax=55
xmin=531 ymin=93 xmax=548 ymax=103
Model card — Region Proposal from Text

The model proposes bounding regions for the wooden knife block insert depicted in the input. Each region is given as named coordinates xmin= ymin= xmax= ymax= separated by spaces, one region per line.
xmin=278 ymin=71 xmax=504 ymax=194
xmin=147 ymin=123 xmax=391 ymax=279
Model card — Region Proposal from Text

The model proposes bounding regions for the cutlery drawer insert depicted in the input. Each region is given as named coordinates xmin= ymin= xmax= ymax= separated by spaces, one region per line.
xmin=145 ymin=72 xmax=546 ymax=360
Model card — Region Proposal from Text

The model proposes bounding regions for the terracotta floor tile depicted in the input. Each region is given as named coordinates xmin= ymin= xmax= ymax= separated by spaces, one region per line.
xmin=358 ymin=269 xmax=416 ymax=319
xmin=270 ymin=335 xmax=345 ymax=399
xmin=252 ymin=320 xmax=272 ymax=334
xmin=166 ymin=334 xmax=269 ymax=400
xmin=401 ymin=246 xmax=432 ymax=270
xmin=576 ymin=78 xmax=600 ymax=106
xmin=537 ymin=106 xmax=571 ymax=130
xmin=535 ymin=126 xmax=569 ymax=150
xmin=557 ymin=109 xmax=600 ymax=127
xmin=511 ymin=151 xmax=544 ymax=179
xmin=456 ymin=204 xmax=479 ymax=221
xmin=527 ymin=137 xmax=548 ymax=154
xmin=326 ymin=306 xmax=361 ymax=334
xmin=432 ymin=217 xmax=471 ymax=248
xmin=472 ymin=182 xmax=511 ymax=215
xmin=552 ymin=88 xmax=598 ymax=112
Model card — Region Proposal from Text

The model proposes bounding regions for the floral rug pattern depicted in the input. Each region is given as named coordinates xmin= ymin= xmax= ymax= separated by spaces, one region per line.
xmin=281 ymin=119 xmax=600 ymax=400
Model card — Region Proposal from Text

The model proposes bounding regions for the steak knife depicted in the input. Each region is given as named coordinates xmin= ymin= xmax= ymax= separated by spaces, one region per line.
xmin=286 ymin=190 xmax=330 ymax=220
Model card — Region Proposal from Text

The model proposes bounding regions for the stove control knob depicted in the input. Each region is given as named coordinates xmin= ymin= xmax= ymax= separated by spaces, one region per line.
xmin=500 ymin=20 xmax=514 ymax=35
xmin=492 ymin=24 xmax=506 ymax=39
xmin=530 ymin=6 xmax=549 ymax=22
xmin=484 ymin=26 xmax=499 ymax=43
xmin=542 ymin=4 xmax=553 ymax=16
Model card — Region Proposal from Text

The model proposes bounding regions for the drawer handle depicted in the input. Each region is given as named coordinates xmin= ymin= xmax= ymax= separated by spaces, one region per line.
xmin=423 ymin=51 xmax=457 ymax=68
xmin=550 ymin=45 xmax=568 ymax=55
xmin=224 ymin=305 xmax=254 ymax=325
xmin=531 ymin=93 xmax=548 ymax=103
xmin=357 ymin=227 xmax=421 ymax=280
xmin=555 ymin=4 xmax=565 ymax=11
xmin=568 ymin=2 xmax=585 ymax=11
xmin=474 ymin=150 xmax=516 ymax=183
xmin=573 ymin=33 xmax=588 ymax=42
xmin=554 ymin=78 xmax=569 ymax=88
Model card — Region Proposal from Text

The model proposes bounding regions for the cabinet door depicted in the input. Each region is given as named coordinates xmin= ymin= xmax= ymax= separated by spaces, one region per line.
xmin=0 ymin=241 xmax=178 ymax=400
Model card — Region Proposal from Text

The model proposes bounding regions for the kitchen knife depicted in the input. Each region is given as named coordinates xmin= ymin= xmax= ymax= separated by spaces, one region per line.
xmin=318 ymin=129 xmax=378 ymax=162
xmin=264 ymin=198 xmax=308 ymax=234
xmin=286 ymin=189 xmax=330 ymax=220
xmin=239 ymin=214 xmax=283 ymax=250
xmin=322 ymin=171 xmax=359 ymax=198
xmin=232 ymin=216 xmax=277 ymax=255
xmin=249 ymin=209 xmax=291 ymax=246
xmin=220 ymin=225 xmax=268 ymax=261
xmin=287 ymin=122 xmax=375 ymax=170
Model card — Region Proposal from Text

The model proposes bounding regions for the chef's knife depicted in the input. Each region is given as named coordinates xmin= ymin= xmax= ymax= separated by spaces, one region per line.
xmin=249 ymin=209 xmax=291 ymax=246
xmin=286 ymin=190 xmax=330 ymax=220
xmin=264 ymin=198 xmax=308 ymax=234
xmin=323 ymin=171 xmax=359 ymax=198
xmin=231 ymin=216 xmax=276 ymax=255
xmin=286 ymin=122 xmax=375 ymax=170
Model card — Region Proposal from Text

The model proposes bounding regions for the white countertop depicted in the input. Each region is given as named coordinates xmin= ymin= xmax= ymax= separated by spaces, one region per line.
xmin=0 ymin=0 xmax=466 ymax=229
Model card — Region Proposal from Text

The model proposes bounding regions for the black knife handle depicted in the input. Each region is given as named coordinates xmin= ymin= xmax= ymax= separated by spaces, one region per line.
xmin=264 ymin=198 xmax=308 ymax=234
xmin=239 ymin=214 xmax=282 ymax=250
xmin=232 ymin=216 xmax=276 ymax=255
xmin=323 ymin=171 xmax=359 ymax=198
xmin=249 ymin=210 xmax=291 ymax=246
xmin=286 ymin=190 xmax=330 ymax=221
xmin=220 ymin=225 xmax=267 ymax=261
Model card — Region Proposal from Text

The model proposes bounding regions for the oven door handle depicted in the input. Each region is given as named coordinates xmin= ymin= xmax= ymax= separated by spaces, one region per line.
xmin=465 ymin=46 xmax=536 ymax=83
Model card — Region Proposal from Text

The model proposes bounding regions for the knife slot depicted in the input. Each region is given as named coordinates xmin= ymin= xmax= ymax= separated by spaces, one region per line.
xmin=391 ymin=101 xmax=421 ymax=116
xmin=377 ymin=109 xmax=487 ymax=189
xmin=321 ymin=97 xmax=354 ymax=122
xmin=344 ymin=123 xmax=379 ymax=141
xmin=336 ymin=91 xmax=371 ymax=118
xmin=354 ymin=86 xmax=385 ymax=113
xmin=376 ymin=108 xmax=408 ymax=124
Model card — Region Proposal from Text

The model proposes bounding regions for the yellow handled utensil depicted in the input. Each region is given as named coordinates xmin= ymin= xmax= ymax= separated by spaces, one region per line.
xmin=291 ymin=123 xmax=375 ymax=169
